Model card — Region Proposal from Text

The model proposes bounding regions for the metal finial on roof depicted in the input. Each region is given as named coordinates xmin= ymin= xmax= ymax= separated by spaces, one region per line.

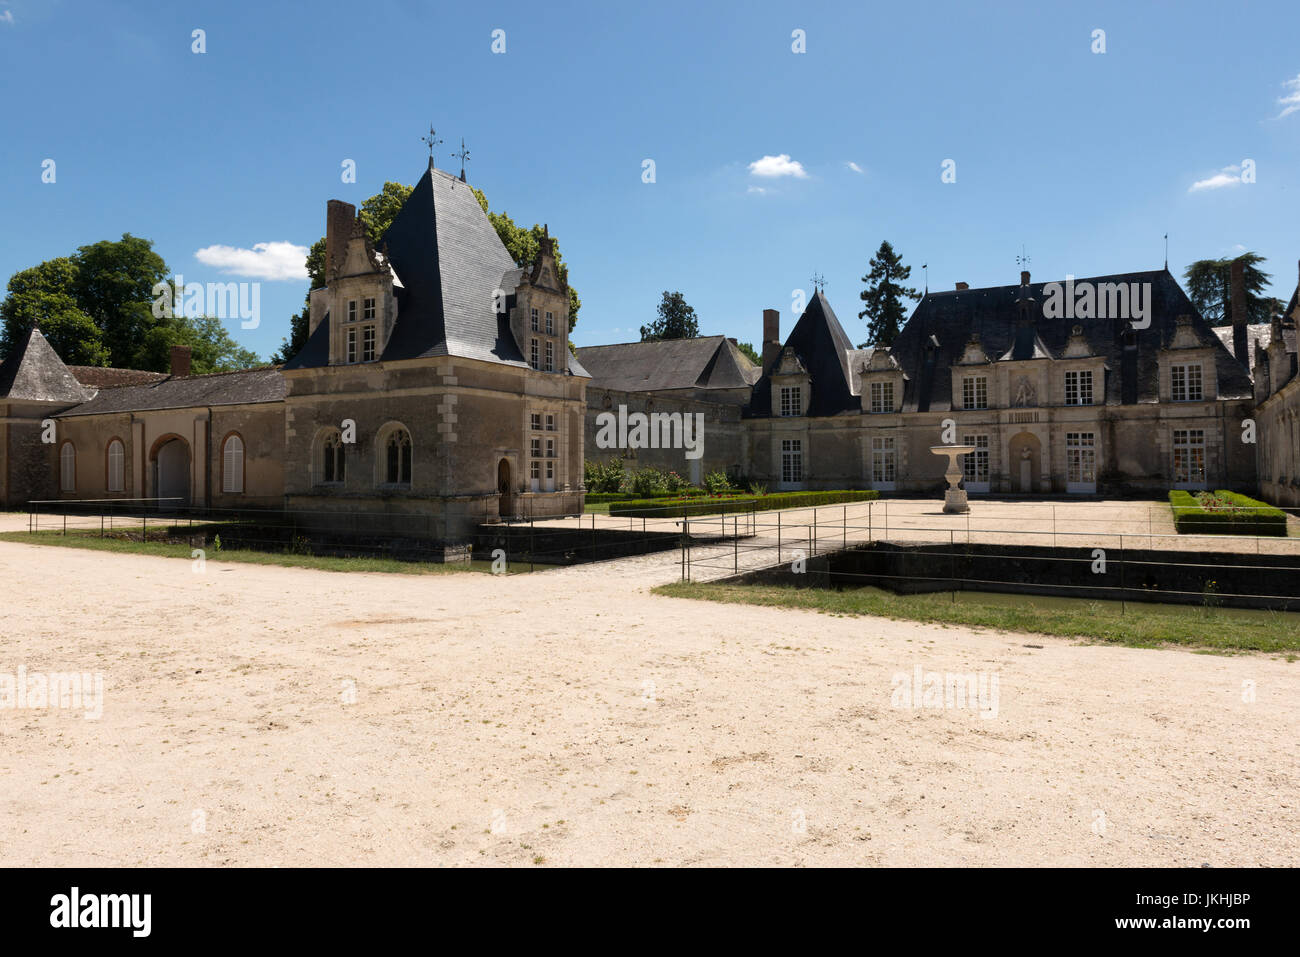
xmin=452 ymin=137 xmax=471 ymax=182
xmin=1164 ymin=233 xmax=1169 ymax=270
xmin=1016 ymin=246 xmax=1031 ymax=270
xmin=922 ymin=263 xmax=928 ymax=294
xmin=810 ymin=272 xmax=827 ymax=294
xmin=421 ymin=124 xmax=443 ymax=167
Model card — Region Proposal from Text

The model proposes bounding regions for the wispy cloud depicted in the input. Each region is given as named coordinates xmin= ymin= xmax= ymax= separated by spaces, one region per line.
xmin=194 ymin=241 xmax=308 ymax=280
xmin=1 ymin=10 xmax=15 ymax=25
xmin=1189 ymin=165 xmax=1242 ymax=192
xmin=1276 ymin=73 xmax=1300 ymax=119
xmin=747 ymin=185 xmax=769 ymax=194
xmin=748 ymin=154 xmax=807 ymax=179
xmin=846 ymin=161 xmax=864 ymax=174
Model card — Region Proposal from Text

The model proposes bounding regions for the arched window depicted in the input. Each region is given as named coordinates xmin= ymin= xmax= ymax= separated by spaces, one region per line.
xmin=59 ymin=442 xmax=76 ymax=492
xmin=106 ymin=438 xmax=125 ymax=492
xmin=322 ymin=430 xmax=345 ymax=484
xmin=385 ymin=428 xmax=412 ymax=485
xmin=221 ymin=434 xmax=244 ymax=493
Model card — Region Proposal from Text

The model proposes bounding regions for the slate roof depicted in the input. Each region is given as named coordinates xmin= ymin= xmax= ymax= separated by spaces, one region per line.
xmin=69 ymin=366 xmax=169 ymax=389
xmin=749 ymin=291 xmax=858 ymax=417
xmin=58 ymin=367 xmax=285 ymax=417
xmin=1212 ymin=323 xmax=1272 ymax=370
xmin=885 ymin=269 xmax=1256 ymax=412
xmin=0 ymin=328 xmax=91 ymax=403
xmin=577 ymin=335 xmax=759 ymax=393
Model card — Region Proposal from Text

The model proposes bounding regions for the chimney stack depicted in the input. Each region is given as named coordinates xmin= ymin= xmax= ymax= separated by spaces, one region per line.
xmin=955 ymin=282 xmax=969 ymax=291
xmin=169 ymin=345 xmax=192 ymax=378
xmin=1230 ymin=258 xmax=1248 ymax=366
xmin=325 ymin=199 xmax=356 ymax=283
xmin=1020 ymin=270 xmax=1031 ymax=287
xmin=761 ymin=308 xmax=781 ymax=371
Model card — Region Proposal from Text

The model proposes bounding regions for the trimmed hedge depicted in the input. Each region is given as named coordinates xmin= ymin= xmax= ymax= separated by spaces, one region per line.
xmin=585 ymin=490 xmax=705 ymax=504
xmin=609 ymin=489 xmax=880 ymax=519
xmin=1169 ymin=489 xmax=1288 ymax=536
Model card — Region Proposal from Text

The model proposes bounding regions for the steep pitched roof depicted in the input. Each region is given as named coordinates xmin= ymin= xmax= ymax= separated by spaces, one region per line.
xmin=1212 ymin=323 xmax=1272 ymax=372
xmin=749 ymin=291 xmax=857 ymax=417
xmin=58 ymin=368 xmax=285 ymax=417
xmin=379 ymin=164 xmax=527 ymax=366
xmin=0 ymin=328 xmax=91 ymax=403
xmin=889 ymin=269 xmax=1255 ymax=412
xmin=576 ymin=335 xmax=759 ymax=392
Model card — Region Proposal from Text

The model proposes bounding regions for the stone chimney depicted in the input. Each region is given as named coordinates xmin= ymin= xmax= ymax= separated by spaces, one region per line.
xmin=761 ymin=308 xmax=781 ymax=371
xmin=325 ymin=199 xmax=356 ymax=282
xmin=955 ymin=282 xmax=969 ymax=291
xmin=169 ymin=345 xmax=192 ymax=378
xmin=1230 ymin=258 xmax=1248 ymax=366
xmin=1020 ymin=270 xmax=1031 ymax=286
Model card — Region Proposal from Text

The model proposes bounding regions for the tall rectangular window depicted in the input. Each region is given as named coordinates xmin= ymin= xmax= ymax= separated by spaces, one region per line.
xmin=346 ymin=328 xmax=357 ymax=364
xmin=781 ymin=438 xmax=802 ymax=483
xmin=1173 ymin=429 xmax=1206 ymax=485
xmin=869 ymin=381 xmax=894 ymax=414
xmin=1066 ymin=432 xmax=1096 ymax=486
xmin=530 ymin=307 xmax=539 ymax=332
xmin=361 ymin=325 xmax=376 ymax=362
xmin=530 ymin=338 xmax=539 ymax=369
xmin=1064 ymin=370 xmax=1093 ymax=406
xmin=545 ymin=311 xmax=554 ymax=335
xmin=961 ymin=434 xmax=989 ymax=485
xmin=780 ymin=386 xmax=802 ymax=417
xmin=545 ymin=414 xmax=556 ymax=431
xmin=962 ymin=375 xmax=988 ymax=410
xmin=545 ymin=340 xmax=554 ymax=372
xmin=871 ymin=436 xmax=897 ymax=484
xmin=530 ymin=412 xmax=542 ymax=431
xmin=362 ymin=297 xmax=376 ymax=320
xmin=1171 ymin=363 xmax=1203 ymax=402
xmin=347 ymin=300 xmax=357 ymax=322
xmin=107 ymin=439 xmax=125 ymax=492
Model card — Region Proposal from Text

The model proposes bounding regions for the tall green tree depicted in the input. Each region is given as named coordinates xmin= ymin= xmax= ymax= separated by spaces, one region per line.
xmin=1183 ymin=253 xmax=1282 ymax=325
xmin=274 ymin=182 xmax=582 ymax=362
xmin=70 ymin=234 xmax=170 ymax=368
xmin=640 ymin=291 xmax=699 ymax=341
xmin=735 ymin=341 xmax=761 ymax=366
xmin=857 ymin=240 xmax=920 ymax=348
xmin=135 ymin=314 xmax=262 ymax=374
xmin=0 ymin=258 xmax=109 ymax=365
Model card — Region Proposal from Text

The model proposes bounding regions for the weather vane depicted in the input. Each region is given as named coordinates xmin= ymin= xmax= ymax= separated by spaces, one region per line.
xmin=1016 ymin=245 xmax=1031 ymax=270
xmin=452 ymin=137 xmax=471 ymax=182
xmin=421 ymin=124 xmax=443 ymax=164
xmin=810 ymin=272 xmax=827 ymax=293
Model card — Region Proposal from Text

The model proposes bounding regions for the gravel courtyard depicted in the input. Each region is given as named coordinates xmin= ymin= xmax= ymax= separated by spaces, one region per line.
xmin=1 ymin=506 xmax=1297 ymax=867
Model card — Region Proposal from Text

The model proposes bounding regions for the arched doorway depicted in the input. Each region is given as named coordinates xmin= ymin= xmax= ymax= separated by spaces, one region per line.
xmin=152 ymin=436 xmax=191 ymax=507
xmin=497 ymin=458 xmax=513 ymax=520
xmin=1008 ymin=431 xmax=1041 ymax=494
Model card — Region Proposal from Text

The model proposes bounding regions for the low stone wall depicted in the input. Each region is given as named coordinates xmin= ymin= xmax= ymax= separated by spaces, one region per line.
xmin=473 ymin=522 xmax=683 ymax=566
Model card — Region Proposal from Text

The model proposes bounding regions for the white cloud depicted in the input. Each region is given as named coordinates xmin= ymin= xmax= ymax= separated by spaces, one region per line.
xmin=846 ymin=161 xmax=864 ymax=174
xmin=1189 ymin=165 xmax=1242 ymax=192
xmin=1276 ymin=73 xmax=1300 ymax=119
xmin=747 ymin=185 xmax=769 ymax=194
xmin=0 ymin=11 xmax=14 ymax=25
xmin=194 ymin=241 xmax=309 ymax=280
xmin=748 ymin=154 xmax=807 ymax=179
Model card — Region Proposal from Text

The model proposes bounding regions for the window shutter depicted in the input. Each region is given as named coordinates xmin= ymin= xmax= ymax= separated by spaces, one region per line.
xmin=223 ymin=436 xmax=244 ymax=493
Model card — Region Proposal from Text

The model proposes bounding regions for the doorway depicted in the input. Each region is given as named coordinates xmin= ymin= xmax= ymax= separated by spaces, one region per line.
xmin=497 ymin=458 xmax=514 ymax=519
xmin=152 ymin=437 xmax=191 ymax=506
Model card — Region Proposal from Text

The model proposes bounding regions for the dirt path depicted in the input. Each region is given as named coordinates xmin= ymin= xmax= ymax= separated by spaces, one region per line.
xmin=0 ymin=527 xmax=1296 ymax=867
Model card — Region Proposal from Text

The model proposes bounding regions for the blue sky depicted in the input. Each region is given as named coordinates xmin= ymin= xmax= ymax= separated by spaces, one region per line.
xmin=1 ymin=0 xmax=1298 ymax=360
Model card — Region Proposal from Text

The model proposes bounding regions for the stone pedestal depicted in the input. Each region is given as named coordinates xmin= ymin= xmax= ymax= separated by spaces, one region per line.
xmin=930 ymin=444 xmax=977 ymax=514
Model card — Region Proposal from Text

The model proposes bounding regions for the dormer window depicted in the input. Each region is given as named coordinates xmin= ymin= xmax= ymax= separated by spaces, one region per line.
xmin=962 ymin=375 xmax=988 ymax=410
xmin=530 ymin=412 xmax=542 ymax=431
xmin=870 ymin=381 xmax=894 ymax=413
xmin=361 ymin=325 xmax=376 ymax=362
xmin=545 ymin=311 xmax=554 ymax=335
xmin=780 ymin=386 xmax=802 ymax=417
xmin=1171 ymin=363 xmax=1202 ymax=402
xmin=1065 ymin=370 xmax=1093 ymax=406
xmin=347 ymin=300 xmax=357 ymax=322
xmin=545 ymin=341 xmax=554 ymax=372
xmin=545 ymin=414 xmax=556 ymax=431
xmin=530 ymin=338 xmax=540 ymax=370
xmin=530 ymin=307 xmax=539 ymax=332
xmin=346 ymin=328 xmax=357 ymax=364
xmin=362 ymin=297 xmax=375 ymax=320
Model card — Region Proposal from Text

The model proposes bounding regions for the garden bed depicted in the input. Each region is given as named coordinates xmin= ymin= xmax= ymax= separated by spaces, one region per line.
xmin=1168 ymin=490 xmax=1288 ymax=536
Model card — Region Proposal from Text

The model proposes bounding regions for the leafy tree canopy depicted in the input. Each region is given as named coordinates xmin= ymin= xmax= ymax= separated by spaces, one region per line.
xmin=1183 ymin=253 xmax=1282 ymax=326
xmin=735 ymin=341 xmax=761 ymax=366
xmin=1 ymin=235 xmax=261 ymax=373
xmin=641 ymin=291 xmax=700 ymax=342
xmin=858 ymin=240 xmax=920 ymax=348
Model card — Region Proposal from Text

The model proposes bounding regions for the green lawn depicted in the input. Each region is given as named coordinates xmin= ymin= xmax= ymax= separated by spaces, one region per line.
xmin=0 ymin=530 xmax=550 ymax=575
xmin=653 ymin=581 xmax=1300 ymax=654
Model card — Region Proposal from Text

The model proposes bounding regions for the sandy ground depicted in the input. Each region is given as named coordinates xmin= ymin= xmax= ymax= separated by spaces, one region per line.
xmin=1 ymin=504 xmax=1298 ymax=867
